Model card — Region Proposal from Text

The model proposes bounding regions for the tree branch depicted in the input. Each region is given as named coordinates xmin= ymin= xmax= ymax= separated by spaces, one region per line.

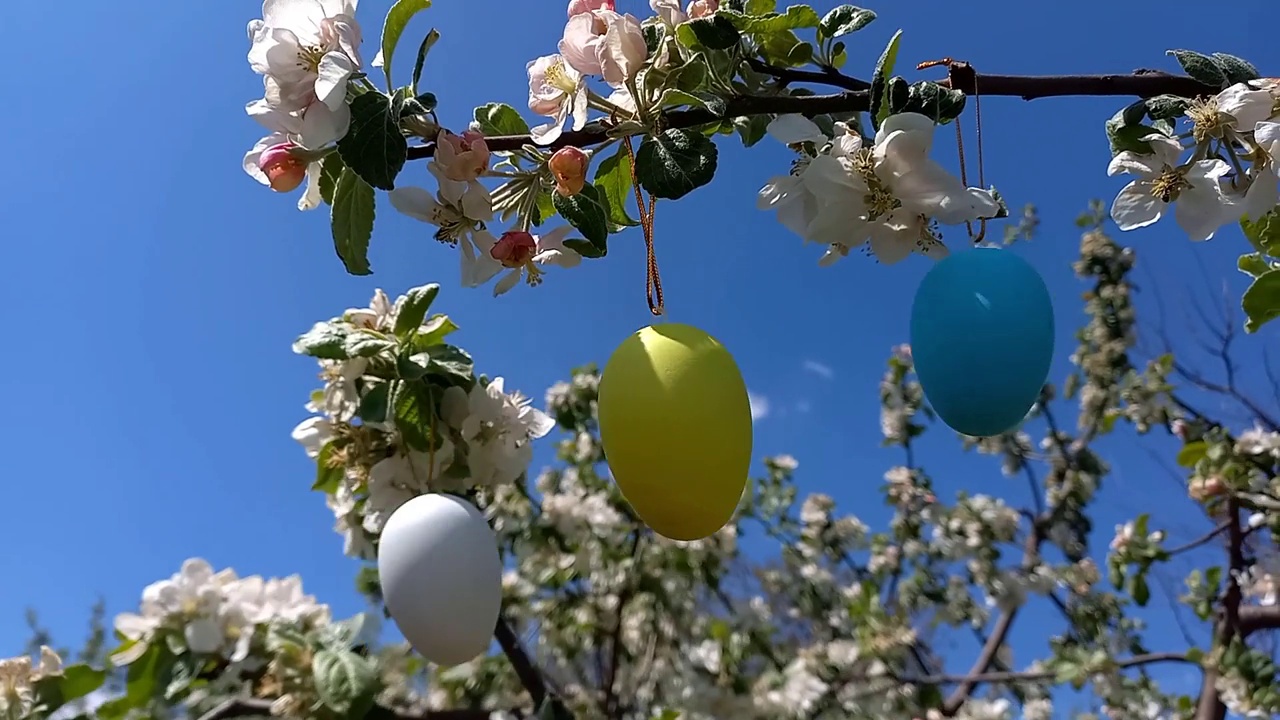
xmin=405 ymin=71 xmax=1220 ymax=159
xmin=941 ymin=525 xmax=1044 ymax=715
xmin=1168 ymin=521 xmax=1232 ymax=556
xmin=493 ymin=615 xmax=548 ymax=708
xmin=897 ymin=651 xmax=1191 ymax=687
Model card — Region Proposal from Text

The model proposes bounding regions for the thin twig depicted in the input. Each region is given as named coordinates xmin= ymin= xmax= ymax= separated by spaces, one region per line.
xmin=194 ymin=698 xmax=497 ymax=720
xmin=494 ymin=615 xmax=548 ymax=708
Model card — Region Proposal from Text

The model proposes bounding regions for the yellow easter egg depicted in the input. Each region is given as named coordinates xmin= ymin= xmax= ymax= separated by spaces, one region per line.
xmin=598 ymin=323 xmax=753 ymax=541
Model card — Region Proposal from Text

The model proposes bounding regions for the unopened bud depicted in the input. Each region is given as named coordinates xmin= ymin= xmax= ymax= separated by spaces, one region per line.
xmin=549 ymin=146 xmax=590 ymax=197
xmin=259 ymin=142 xmax=307 ymax=193
xmin=490 ymin=231 xmax=537 ymax=267
xmin=687 ymin=0 xmax=718 ymax=18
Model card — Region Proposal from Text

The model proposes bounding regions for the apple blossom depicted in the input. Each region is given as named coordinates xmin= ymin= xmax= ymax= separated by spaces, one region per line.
xmin=549 ymin=146 xmax=590 ymax=196
xmin=389 ymin=177 xmax=493 ymax=248
xmin=243 ymin=98 xmax=350 ymax=210
xmin=432 ymin=129 xmax=491 ymax=183
xmin=471 ymin=227 xmax=583 ymax=295
xmin=1107 ymin=133 xmax=1232 ymax=241
xmin=257 ymin=142 xmax=308 ymax=192
xmin=598 ymin=13 xmax=647 ymax=86
xmin=527 ymin=54 xmax=590 ymax=145
xmin=568 ymin=0 xmax=613 ymax=16
xmin=756 ymin=115 xmax=829 ymax=245
xmin=246 ymin=0 xmax=363 ymax=113
xmin=559 ymin=9 xmax=613 ymax=76
xmin=687 ymin=0 xmax=719 ymax=18
xmin=1233 ymin=120 xmax=1280 ymax=221
xmin=650 ymin=0 xmax=688 ymax=25
xmin=1184 ymin=82 xmax=1274 ymax=144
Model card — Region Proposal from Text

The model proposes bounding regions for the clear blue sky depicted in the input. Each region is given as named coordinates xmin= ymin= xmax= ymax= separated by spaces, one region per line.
xmin=1 ymin=0 xmax=1276 ymax=712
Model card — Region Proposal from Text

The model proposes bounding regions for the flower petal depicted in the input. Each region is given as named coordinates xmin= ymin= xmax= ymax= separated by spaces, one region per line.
xmin=767 ymin=115 xmax=826 ymax=145
xmin=388 ymin=186 xmax=442 ymax=223
xmin=1110 ymin=182 xmax=1162 ymax=231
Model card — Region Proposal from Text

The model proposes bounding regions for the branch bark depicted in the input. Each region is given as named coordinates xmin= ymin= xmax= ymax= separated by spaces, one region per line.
xmin=405 ymin=70 xmax=1220 ymax=160
xmin=493 ymin=614 xmax=548 ymax=708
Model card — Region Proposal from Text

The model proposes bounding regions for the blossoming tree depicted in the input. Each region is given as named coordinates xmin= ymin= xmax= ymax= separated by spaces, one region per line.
xmin=6 ymin=1 xmax=1280 ymax=719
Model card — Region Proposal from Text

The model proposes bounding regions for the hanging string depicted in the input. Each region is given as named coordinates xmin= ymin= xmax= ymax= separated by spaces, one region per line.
xmin=918 ymin=59 xmax=990 ymax=244
xmin=620 ymin=132 xmax=665 ymax=317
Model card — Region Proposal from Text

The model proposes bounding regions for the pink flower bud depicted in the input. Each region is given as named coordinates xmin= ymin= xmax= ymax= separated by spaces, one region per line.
xmin=490 ymin=231 xmax=538 ymax=268
xmin=567 ymin=0 xmax=613 ymax=17
xmin=435 ymin=130 xmax=490 ymax=183
xmin=549 ymin=146 xmax=590 ymax=197
xmin=687 ymin=0 xmax=718 ymax=18
xmin=258 ymin=142 xmax=307 ymax=193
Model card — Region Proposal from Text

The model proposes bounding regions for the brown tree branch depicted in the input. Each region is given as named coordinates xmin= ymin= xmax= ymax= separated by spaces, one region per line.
xmin=493 ymin=615 xmax=548 ymax=709
xmin=405 ymin=70 xmax=1220 ymax=160
xmin=898 ymin=650 xmax=1192 ymax=686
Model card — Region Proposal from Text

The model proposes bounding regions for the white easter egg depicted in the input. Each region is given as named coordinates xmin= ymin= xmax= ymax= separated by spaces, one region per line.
xmin=377 ymin=494 xmax=502 ymax=667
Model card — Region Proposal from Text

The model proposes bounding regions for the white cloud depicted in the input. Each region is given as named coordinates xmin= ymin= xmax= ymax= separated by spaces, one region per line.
xmin=748 ymin=391 xmax=770 ymax=422
xmin=802 ymin=360 xmax=834 ymax=380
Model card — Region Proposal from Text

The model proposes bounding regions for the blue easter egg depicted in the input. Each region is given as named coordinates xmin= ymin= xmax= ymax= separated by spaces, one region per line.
xmin=909 ymin=249 xmax=1054 ymax=437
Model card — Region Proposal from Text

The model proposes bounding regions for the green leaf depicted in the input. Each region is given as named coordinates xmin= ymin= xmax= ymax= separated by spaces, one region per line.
xmin=1144 ymin=94 xmax=1190 ymax=121
xmin=359 ymin=381 xmax=391 ymax=423
xmin=1129 ymin=572 xmax=1151 ymax=606
xmin=408 ymin=315 xmax=459 ymax=349
xmin=744 ymin=0 xmax=775 ymax=12
xmin=313 ymin=442 xmax=344 ymax=493
xmin=316 ymin=613 xmax=369 ymax=649
xmin=818 ymin=5 xmax=876 ymax=38
xmin=1104 ymin=110 xmax=1166 ymax=156
xmin=96 ymin=697 xmax=136 ymax=720
xmin=319 ymin=153 xmax=345 ymax=206
xmin=411 ymin=29 xmax=441 ymax=94
xmin=757 ymin=30 xmax=811 ymax=67
xmin=126 ymin=642 xmax=170 ymax=705
xmin=33 ymin=664 xmax=107 ymax=713
xmin=719 ymin=5 xmax=821 ymax=33
xmin=379 ymin=0 xmax=432 ymax=88
xmin=312 ymin=648 xmax=379 ymax=717
xmin=427 ymin=345 xmax=475 ymax=385
xmin=393 ymin=381 xmax=435 ymax=451
xmin=294 ymin=322 xmax=352 ymax=360
xmin=662 ymin=89 xmax=727 ymax=116
xmin=733 ymin=114 xmax=770 ymax=147
xmin=1239 ymin=252 xmax=1273 ymax=278
xmin=898 ymin=81 xmax=966 ymax=124
xmin=1175 ymin=441 xmax=1208 ymax=468
xmin=593 ymin=144 xmax=640 ymax=227
xmin=394 ymin=283 xmax=441 ymax=339
xmin=676 ymin=15 xmax=740 ymax=50
xmin=331 ymin=168 xmax=376 ymax=276
xmin=634 ymin=128 xmax=719 ymax=200
xmin=553 ymin=183 xmax=610 ymax=250
xmin=344 ymin=331 xmax=395 ymax=358
xmin=564 ymin=239 xmax=606 ymax=259
xmin=337 ymin=92 xmax=408 ymax=191
xmin=1167 ymin=49 xmax=1227 ymax=88
xmin=473 ymin=102 xmax=530 ymax=137
xmin=1186 ymin=647 xmax=1205 ymax=665
xmin=1241 ymin=209 xmax=1280 ymax=255
xmin=869 ymin=29 xmax=903 ymax=129
xmin=1212 ymin=53 xmax=1260 ymax=84
xmin=1242 ymin=269 xmax=1280 ymax=333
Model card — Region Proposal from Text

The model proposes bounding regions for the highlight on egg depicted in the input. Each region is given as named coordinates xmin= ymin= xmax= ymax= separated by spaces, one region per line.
xmin=377 ymin=493 xmax=502 ymax=667
xmin=909 ymin=248 xmax=1055 ymax=438
xmin=597 ymin=322 xmax=753 ymax=541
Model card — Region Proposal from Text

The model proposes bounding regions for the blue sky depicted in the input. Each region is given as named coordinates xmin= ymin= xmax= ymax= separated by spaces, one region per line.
xmin=1 ymin=0 xmax=1277 ymax=713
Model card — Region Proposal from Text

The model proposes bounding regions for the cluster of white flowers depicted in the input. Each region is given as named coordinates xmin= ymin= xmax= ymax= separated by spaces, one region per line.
xmin=0 ymin=647 xmax=62 ymax=720
xmin=758 ymin=113 xmax=1001 ymax=265
xmin=112 ymin=558 xmax=330 ymax=662
xmin=243 ymin=0 xmax=363 ymax=209
xmin=291 ymin=289 xmax=555 ymax=558
xmin=1108 ymin=81 xmax=1280 ymax=240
